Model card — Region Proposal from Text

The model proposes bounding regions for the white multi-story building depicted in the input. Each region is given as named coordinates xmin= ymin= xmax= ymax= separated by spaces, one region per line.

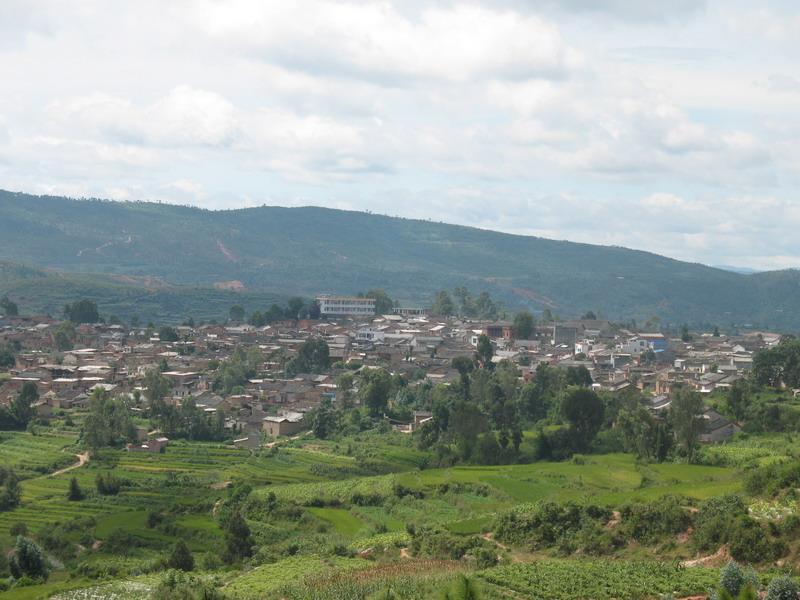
xmin=316 ymin=295 xmax=376 ymax=317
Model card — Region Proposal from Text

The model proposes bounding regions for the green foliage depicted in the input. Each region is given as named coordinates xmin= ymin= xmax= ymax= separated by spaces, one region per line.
xmin=410 ymin=525 xmax=476 ymax=560
xmin=167 ymin=539 xmax=195 ymax=571
xmin=359 ymin=368 xmax=394 ymax=416
xmin=83 ymin=391 xmax=135 ymax=451
xmin=286 ymin=337 xmax=330 ymax=376
xmin=480 ymin=559 xmax=719 ymax=599
xmin=493 ymin=501 xmax=611 ymax=553
xmin=154 ymin=570 xmax=226 ymax=599
xmin=619 ymin=495 xmax=690 ymax=543
xmin=512 ymin=311 xmax=535 ymax=339
xmin=9 ymin=535 xmax=49 ymax=580
xmin=670 ymin=384 xmax=704 ymax=460
xmin=0 ymin=294 xmax=18 ymax=316
xmin=364 ymin=289 xmax=394 ymax=315
xmin=158 ymin=325 xmax=179 ymax=342
xmin=561 ymin=387 xmax=604 ymax=452
xmin=67 ymin=476 xmax=84 ymax=501
xmin=766 ymin=575 xmax=799 ymax=600
xmin=0 ymin=467 xmax=21 ymax=511
xmin=63 ymin=299 xmax=99 ymax=323
xmin=96 ymin=472 xmax=122 ymax=495
xmin=753 ymin=339 xmax=800 ymax=388
xmin=222 ymin=508 xmax=253 ymax=563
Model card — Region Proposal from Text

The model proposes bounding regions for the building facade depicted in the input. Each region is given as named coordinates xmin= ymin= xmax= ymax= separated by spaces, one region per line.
xmin=316 ymin=295 xmax=376 ymax=317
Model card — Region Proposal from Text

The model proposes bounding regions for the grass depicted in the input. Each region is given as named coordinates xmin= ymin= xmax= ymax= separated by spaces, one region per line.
xmin=307 ymin=508 xmax=365 ymax=536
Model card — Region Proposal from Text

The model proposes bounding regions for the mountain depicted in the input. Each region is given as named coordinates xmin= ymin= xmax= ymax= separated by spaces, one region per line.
xmin=0 ymin=189 xmax=798 ymax=329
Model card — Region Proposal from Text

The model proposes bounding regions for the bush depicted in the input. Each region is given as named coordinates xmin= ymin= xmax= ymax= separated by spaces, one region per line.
xmin=718 ymin=560 xmax=759 ymax=598
xmin=67 ymin=477 xmax=84 ymax=501
xmin=103 ymin=529 xmax=141 ymax=556
xmin=9 ymin=536 xmax=48 ymax=580
xmin=620 ymin=495 xmax=690 ymax=543
xmin=727 ymin=517 xmax=786 ymax=564
xmin=95 ymin=473 xmax=122 ymax=495
xmin=766 ymin=576 xmax=799 ymax=600
xmin=410 ymin=525 xmax=475 ymax=560
xmin=693 ymin=495 xmax=747 ymax=552
xmin=9 ymin=522 xmax=27 ymax=537
xmin=166 ymin=540 xmax=194 ymax=571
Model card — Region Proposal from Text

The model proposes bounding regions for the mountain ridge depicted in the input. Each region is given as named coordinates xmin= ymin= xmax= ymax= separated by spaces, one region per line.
xmin=0 ymin=189 xmax=797 ymax=329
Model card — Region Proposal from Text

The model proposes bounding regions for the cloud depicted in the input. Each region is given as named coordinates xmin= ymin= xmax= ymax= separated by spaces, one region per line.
xmin=188 ymin=1 xmax=582 ymax=83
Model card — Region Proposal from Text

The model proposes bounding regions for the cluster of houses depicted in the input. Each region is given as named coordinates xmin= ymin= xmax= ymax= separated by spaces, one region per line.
xmin=0 ymin=297 xmax=782 ymax=447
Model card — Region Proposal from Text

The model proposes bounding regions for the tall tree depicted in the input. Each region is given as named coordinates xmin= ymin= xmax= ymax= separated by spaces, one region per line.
xmin=512 ymin=311 xmax=535 ymax=339
xmin=475 ymin=335 xmax=493 ymax=368
xmin=359 ymin=368 xmax=393 ymax=416
xmin=63 ymin=299 xmax=99 ymax=324
xmin=561 ymin=387 xmax=604 ymax=452
xmin=11 ymin=382 xmax=38 ymax=428
xmin=365 ymin=289 xmax=394 ymax=315
xmin=222 ymin=509 xmax=253 ymax=563
xmin=432 ymin=290 xmax=455 ymax=316
xmin=0 ymin=296 xmax=18 ymax=316
xmin=669 ymin=384 xmax=703 ymax=460
xmin=229 ymin=305 xmax=245 ymax=323
xmin=167 ymin=539 xmax=195 ymax=571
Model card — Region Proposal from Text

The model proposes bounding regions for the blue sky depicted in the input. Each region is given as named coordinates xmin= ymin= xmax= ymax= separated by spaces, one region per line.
xmin=0 ymin=0 xmax=798 ymax=270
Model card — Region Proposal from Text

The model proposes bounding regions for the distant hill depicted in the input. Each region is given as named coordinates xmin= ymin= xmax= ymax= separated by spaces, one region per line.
xmin=0 ymin=189 xmax=798 ymax=329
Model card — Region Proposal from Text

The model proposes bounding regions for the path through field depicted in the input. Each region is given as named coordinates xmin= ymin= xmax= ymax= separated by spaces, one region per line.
xmin=50 ymin=451 xmax=89 ymax=477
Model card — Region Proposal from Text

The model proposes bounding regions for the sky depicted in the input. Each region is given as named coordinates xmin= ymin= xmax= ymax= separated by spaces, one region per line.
xmin=0 ymin=0 xmax=798 ymax=271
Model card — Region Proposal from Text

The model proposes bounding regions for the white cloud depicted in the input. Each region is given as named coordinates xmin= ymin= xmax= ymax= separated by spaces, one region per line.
xmin=0 ymin=0 xmax=797 ymax=269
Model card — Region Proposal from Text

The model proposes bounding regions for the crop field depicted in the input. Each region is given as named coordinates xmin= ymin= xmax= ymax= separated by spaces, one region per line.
xmin=478 ymin=559 xmax=720 ymax=599
xmin=393 ymin=453 xmax=740 ymax=505
xmin=0 ymin=431 xmax=77 ymax=479
xmin=698 ymin=433 xmax=800 ymax=468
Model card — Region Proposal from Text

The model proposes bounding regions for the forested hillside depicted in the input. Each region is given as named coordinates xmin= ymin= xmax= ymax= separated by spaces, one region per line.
xmin=0 ymin=190 xmax=798 ymax=328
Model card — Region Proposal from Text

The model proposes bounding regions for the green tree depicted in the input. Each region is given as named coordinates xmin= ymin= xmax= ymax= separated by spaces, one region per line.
xmin=265 ymin=303 xmax=285 ymax=322
xmin=63 ymin=299 xmax=99 ymax=324
xmin=365 ymin=289 xmax=394 ymax=314
xmin=54 ymin=321 xmax=76 ymax=351
xmin=727 ymin=379 xmax=750 ymax=422
xmin=581 ymin=310 xmax=597 ymax=320
xmin=669 ymin=384 xmax=703 ymax=460
xmin=359 ymin=368 xmax=393 ymax=416
xmin=67 ymin=477 xmax=84 ymax=501
xmin=475 ymin=335 xmax=493 ymax=368
xmin=285 ymin=297 xmax=305 ymax=320
xmin=0 ymin=468 xmax=21 ymax=511
xmin=311 ymin=399 xmax=339 ymax=439
xmin=158 ymin=326 xmax=179 ymax=342
xmin=561 ymin=387 xmax=604 ymax=452
xmin=432 ymin=290 xmax=455 ymax=316
xmin=167 ymin=539 xmax=195 ymax=571
xmin=0 ymin=295 xmax=18 ymax=316
xmin=11 ymin=381 xmax=38 ymax=428
xmin=229 ymin=305 xmax=245 ymax=323
xmin=0 ymin=344 xmax=15 ymax=368
xmin=9 ymin=535 xmax=48 ymax=580
xmin=222 ymin=509 xmax=253 ymax=563
xmin=766 ymin=576 xmax=798 ymax=600
xmin=512 ymin=311 xmax=535 ymax=339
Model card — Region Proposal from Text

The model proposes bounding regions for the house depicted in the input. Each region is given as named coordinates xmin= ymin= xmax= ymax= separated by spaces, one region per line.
xmin=316 ymin=295 xmax=376 ymax=317
xmin=126 ymin=436 xmax=169 ymax=453
xmin=262 ymin=411 xmax=305 ymax=437
xmin=699 ymin=409 xmax=741 ymax=443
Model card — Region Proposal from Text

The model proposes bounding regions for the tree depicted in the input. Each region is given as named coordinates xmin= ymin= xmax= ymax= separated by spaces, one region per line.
xmin=669 ymin=384 xmax=703 ymax=460
xmin=365 ymin=289 xmax=394 ymax=315
xmin=265 ymin=303 xmax=285 ymax=322
xmin=565 ymin=366 xmax=592 ymax=387
xmin=159 ymin=326 xmax=179 ymax=342
xmin=67 ymin=477 xmax=84 ymax=501
xmin=248 ymin=310 xmax=266 ymax=327
xmin=54 ymin=321 xmax=76 ymax=351
xmin=0 ymin=344 xmax=15 ymax=368
xmin=335 ymin=372 xmax=354 ymax=409
xmin=285 ymin=297 xmax=305 ymax=320
xmin=311 ymin=399 xmax=339 ymax=439
xmin=561 ymin=387 xmax=604 ymax=452
xmin=727 ymin=380 xmax=750 ymax=422
xmin=0 ymin=468 xmax=21 ymax=511
xmin=0 ymin=295 xmax=18 ymax=316
xmin=63 ymin=299 xmax=99 ymax=324
xmin=359 ymin=368 xmax=393 ymax=416
xmin=432 ymin=290 xmax=455 ymax=316
xmin=167 ymin=539 xmax=195 ymax=571
xmin=475 ymin=335 xmax=493 ymax=368
xmin=681 ymin=324 xmax=692 ymax=343
xmin=9 ymin=536 xmax=48 ymax=580
xmin=222 ymin=509 xmax=253 ymax=563
xmin=512 ymin=311 xmax=535 ymax=339
xmin=581 ymin=310 xmax=597 ymax=320
xmin=11 ymin=382 xmax=38 ymax=428
xmin=229 ymin=305 xmax=245 ymax=323
xmin=766 ymin=576 xmax=799 ymax=600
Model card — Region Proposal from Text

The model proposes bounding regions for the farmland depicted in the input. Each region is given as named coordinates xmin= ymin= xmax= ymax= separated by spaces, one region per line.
xmin=0 ymin=426 xmax=797 ymax=599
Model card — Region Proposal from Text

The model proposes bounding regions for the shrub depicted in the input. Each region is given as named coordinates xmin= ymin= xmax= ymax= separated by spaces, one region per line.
xmin=67 ymin=477 xmax=84 ymax=501
xmin=166 ymin=540 xmax=194 ymax=572
xmin=9 ymin=536 xmax=48 ymax=580
xmin=9 ymin=522 xmax=27 ymax=536
xmin=718 ymin=560 xmax=759 ymax=598
xmin=95 ymin=473 xmax=122 ymax=495
xmin=766 ymin=576 xmax=799 ymax=600
xmin=620 ymin=495 xmax=690 ymax=543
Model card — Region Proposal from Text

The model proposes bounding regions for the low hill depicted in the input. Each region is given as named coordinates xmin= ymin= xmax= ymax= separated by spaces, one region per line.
xmin=0 ymin=189 xmax=798 ymax=329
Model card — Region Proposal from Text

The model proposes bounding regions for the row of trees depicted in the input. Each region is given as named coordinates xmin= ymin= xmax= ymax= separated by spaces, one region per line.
xmin=431 ymin=288 xmax=500 ymax=319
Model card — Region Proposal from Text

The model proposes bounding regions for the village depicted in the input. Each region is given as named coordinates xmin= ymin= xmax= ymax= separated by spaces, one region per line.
xmin=0 ymin=293 xmax=776 ymax=451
